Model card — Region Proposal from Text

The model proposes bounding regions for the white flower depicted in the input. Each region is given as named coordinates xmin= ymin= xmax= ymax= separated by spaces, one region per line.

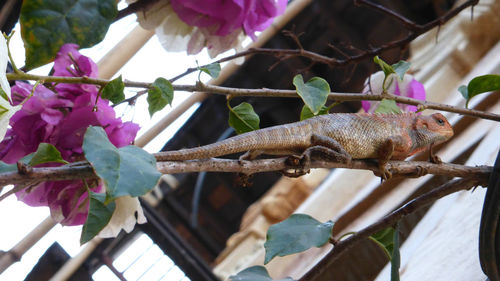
xmin=98 ymin=196 xmax=147 ymax=238
xmin=0 ymin=35 xmax=21 ymax=142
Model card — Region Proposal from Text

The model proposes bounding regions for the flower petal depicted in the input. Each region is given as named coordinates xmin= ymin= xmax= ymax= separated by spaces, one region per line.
xmin=98 ymin=196 xmax=147 ymax=238
xmin=0 ymin=35 xmax=10 ymax=101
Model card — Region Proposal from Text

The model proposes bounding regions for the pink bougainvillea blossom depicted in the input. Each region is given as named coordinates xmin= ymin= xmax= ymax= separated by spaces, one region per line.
xmin=53 ymin=43 xmax=99 ymax=99
xmin=0 ymin=44 xmax=140 ymax=226
xmin=361 ymin=71 xmax=426 ymax=113
xmin=138 ymin=0 xmax=287 ymax=57
xmin=171 ymin=0 xmax=287 ymax=39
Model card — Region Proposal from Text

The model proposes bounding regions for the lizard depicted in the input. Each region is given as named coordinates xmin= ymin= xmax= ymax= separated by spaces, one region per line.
xmin=155 ymin=112 xmax=454 ymax=179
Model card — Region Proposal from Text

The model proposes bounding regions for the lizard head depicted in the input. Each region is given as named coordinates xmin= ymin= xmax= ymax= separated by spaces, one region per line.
xmin=414 ymin=113 xmax=454 ymax=145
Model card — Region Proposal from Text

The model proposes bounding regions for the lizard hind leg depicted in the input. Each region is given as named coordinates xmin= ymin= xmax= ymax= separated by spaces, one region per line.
xmin=283 ymin=134 xmax=352 ymax=178
xmin=307 ymin=134 xmax=352 ymax=164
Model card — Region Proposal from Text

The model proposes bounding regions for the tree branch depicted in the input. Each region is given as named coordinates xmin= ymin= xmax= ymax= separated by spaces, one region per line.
xmin=299 ymin=177 xmax=482 ymax=281
xmin=0 ymin=158 xmax=491 ymax=198
xmin=180 ymin=83 xmax=500 ymax=122
xmin=7 ymin=72 xmax=499 ymax=121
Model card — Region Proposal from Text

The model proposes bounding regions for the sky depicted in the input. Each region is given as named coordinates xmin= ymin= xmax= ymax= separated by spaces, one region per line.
xmin=0 ymin=5 xmax=243 ymax=280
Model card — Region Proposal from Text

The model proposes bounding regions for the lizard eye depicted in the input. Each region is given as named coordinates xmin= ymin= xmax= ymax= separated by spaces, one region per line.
xmin=436 ymin=118 xmax=445 ymax=126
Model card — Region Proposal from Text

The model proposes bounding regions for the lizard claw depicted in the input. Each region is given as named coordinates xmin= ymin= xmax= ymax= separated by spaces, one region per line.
xmin=381 ymin=168 xmax=392 ymax=181
xmin=285 ymin=154 xmax=304 ymax=167
xmin=429 ymin=143 xmax=442 ymax=164
xmin=374 ymin=162 xmax=392 ymax=181
xmin=414 ymin=165 xmax=428 ymax=177
xmin=283 ymin=155 xmax=310 ymax=177
xmin=280 ymin=168 xmax=310 ymax=178
xmin=430 ymin=154 xmax=442 ymax=164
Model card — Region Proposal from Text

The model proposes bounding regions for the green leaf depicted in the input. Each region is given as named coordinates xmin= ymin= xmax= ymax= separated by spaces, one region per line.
xmin=101 ymin=75 xmax=125 ymax=104
xmin=392 ymin=61 xmax=411 ymax=80
xmin=300 ymin=104 xmax=329 ymax=120
xmin=0 ymin=143 xmax=68 ymax=173
xmin=465 ymin=74 xmax=500 ymax=108
xmin=28 ymin=143 xmax=68 ymax=166
xmin=458 ymin=85 xmax=468 ymax=99
xmin=80 ymin=191 xmax=115 ymax=244
xmin=20 ymin=0 xmax=117 ymax=70
xmin=370 ymin=227 xmax=395 ymax=259
xmin=0 ymin=104 xmax=8 ymax=115
xmin=0 ymin=162 xmax=18 ymax=173
xmin=369 ymin=224 xmax=401 ymax=281
xmin=293 ymin=75 xmax=330 ymax=115
xmin=229 ymin=266 xmax=295 ymax=281
xmin=0 ymin=87 xmax=9 ymax=102
xmin=264 ymin=214 xmax=334 ymax=264
xmin=147 ymin=78 xmax=174 ymax=117
xmin=374 ymin=56 xmax=395 ymax=77
xmin=82 ymin=126 xmax=161 ymax=200
xmin=199 ymin=63 xmax=221 ymax=79
xmin=228 ymin=102 xmax=260 ymax=134
xmin=375 ymin=99 xmax=402 ymax=114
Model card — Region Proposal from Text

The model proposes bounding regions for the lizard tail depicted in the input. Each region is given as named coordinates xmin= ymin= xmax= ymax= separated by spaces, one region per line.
xmin=154 ymin=123 xmax=307 ymax=161
xmin=154 ymin=132 xmax=266 ymax=161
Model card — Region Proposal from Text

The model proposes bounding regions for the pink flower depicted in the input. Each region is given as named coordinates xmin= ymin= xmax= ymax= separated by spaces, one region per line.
xmin=362 ymin=71 xmax=426 ymax=113
xmin=0 ymin=44 xmax=140 ymax=226
xmin=53 ymin=44 xmax=99 ymax=99
xmin=17 ymin=180 xmax=104 ymax=226
xmin=142 ymin=0 xmax=287 ymax=57
xmin=171 ymin=0 xmax=287 ymax=39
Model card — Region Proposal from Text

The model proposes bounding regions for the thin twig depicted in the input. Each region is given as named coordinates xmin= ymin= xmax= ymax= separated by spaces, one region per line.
xmin=114 ymin=0 xmax=159 ymax=22
xmin=354 ymin=0 xmax=417 ymax=29
xmin=299 ymin=177 xmax=482 ymax=281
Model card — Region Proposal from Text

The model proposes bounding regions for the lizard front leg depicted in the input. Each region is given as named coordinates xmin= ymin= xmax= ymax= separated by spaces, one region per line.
xmin=377 ymin=138 xmax=396 ymax=181
xmin=428 ymin=143 xmax=442 ymax=164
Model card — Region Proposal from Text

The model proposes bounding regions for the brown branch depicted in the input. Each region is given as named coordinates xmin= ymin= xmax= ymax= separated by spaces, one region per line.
xmin=0 ymin=165 xmax=96 ymax=190
xmin=6 ymin=73 xmax=151 ymax=89
xmin=177 ymin=83 xmax=500 ymax=122
xmin=7 ymin=72 xmax=499 ymax=121
xmin=0 ymin=158 xmax=491 ymax=196
xmin=155 ymin=158 xmax=491 ymax=184
xmin=299 ymin=177 xmax=481 ymax=281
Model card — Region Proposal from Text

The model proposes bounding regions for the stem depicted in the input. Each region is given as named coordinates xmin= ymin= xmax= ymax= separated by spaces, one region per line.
xmin=6 ymin=72 xmax=151 ymax=88
xmin=4 ymin=32 xmax=21 ymax=74
xmin=19 ymin=80 xmax=41 ymax=105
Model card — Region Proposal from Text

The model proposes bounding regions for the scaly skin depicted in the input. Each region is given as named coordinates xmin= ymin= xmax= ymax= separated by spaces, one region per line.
xmin=155 ymin=113 xmax=454 ymax=164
